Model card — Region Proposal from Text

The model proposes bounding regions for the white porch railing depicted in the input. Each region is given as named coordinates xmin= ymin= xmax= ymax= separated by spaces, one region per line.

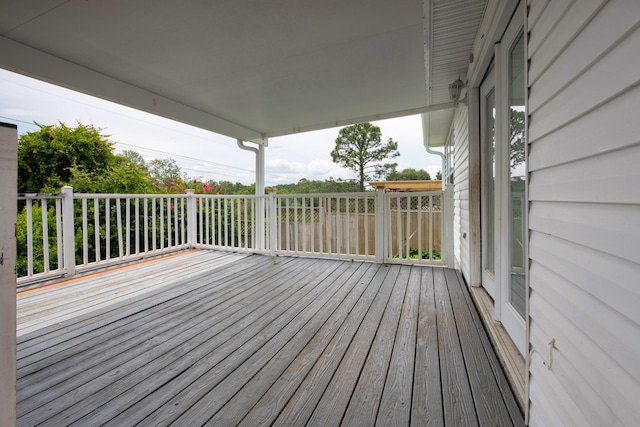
xmin=17 ymin=193 xmax=64 ymax=283
xmin=72 ymin=192 xmax=191 ymax=270
xmin=384 ymin=191 xmax=443 ymax=264
xmin=17 ymin=188 xmax=192 ymax=285
xmin=16 ymin=187 xmax=450 ymax=286
xmin=194 ymin=194 xmax=268 ymax=253
xmin=272 ymin=192 xmax=377 ymax=260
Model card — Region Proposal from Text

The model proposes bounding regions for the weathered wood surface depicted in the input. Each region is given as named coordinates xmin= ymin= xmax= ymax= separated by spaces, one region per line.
xmin=16 ymin=249 xmax=523 ymax=426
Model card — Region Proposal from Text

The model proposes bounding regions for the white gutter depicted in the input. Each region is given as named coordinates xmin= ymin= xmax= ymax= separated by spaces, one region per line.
xmin=237 ymin=138 xmax=267 ymax=250
xmin=236 ymin=139 xmax=265 ymax=197
xmin=421 ymin=113 xmax=445 ymax=190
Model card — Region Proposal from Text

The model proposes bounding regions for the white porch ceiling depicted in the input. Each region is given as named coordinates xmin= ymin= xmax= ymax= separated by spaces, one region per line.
xmin=0 ymin=0 xmax=486 ymax=143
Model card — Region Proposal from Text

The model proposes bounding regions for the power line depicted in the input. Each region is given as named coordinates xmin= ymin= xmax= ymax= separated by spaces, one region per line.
xmin=114 ymin=141 xmax=292 ymax=181
xmin=0 ymin=111 xmax=298 ymax=182
xmin=113 ymin=141 xmax=255 ymax=173
xmin=0 ymin=73 xmax=232 ymax=147
xmin=0 ymin=115 xmax=39 ymax=130
xmin=0 ymin=112 xmax=291 ymax=181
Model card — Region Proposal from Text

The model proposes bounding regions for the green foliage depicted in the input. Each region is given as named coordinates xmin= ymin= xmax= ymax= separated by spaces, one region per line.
xmin=393 ymin=247 xmax=441 ymax=261
xmin=409 ymin=247 xmax=441 ymax=260
xmin=18 ymin=122 xmax=152 ymax=194
xmin=15 ymin=202 xmax=60 ymax=276
xmin=510 ymin=109 xmax=526 ymax=170
xmin=18 ymin=122 xmax=116 ymax=193
xmin=387 ymin=167 xmax=431 ymax=181
xmin=436 ymin=170 xmax=442 ymax=180
xmin=122 ymin=150 xmax=148 ymax=169
xmin=273 ymin=177 xmax=360 ymax=194
xmin=211 ymin=180 xmax=254 ymax=195
xmin=331 ymin=122 xmax=400 ymax=191
xmin=69 ymin=155 xmax=154 ymax=194
xmin=148 ymin=158 xmax=185 ymax=189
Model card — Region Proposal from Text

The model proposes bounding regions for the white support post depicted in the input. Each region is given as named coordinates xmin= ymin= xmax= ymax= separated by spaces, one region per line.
xmin=256 ymin=143 xmax=266 ymax=251
xmin=236 ymin=138 xmax=268 ymax=250
xmin=268 ymin=189 xmax=277 ymax=255
xmin=0 ymin=122 xmax=17 ymax=427
xmin=444 ymin=185 xmax=455 ymax=268
xmin=375 ymin=188 xmax=386 ymax=263
xmin=61 ymin=186 xmax=76 ymax=278
xmin=186 ymin=190 xmax=196 ymax=248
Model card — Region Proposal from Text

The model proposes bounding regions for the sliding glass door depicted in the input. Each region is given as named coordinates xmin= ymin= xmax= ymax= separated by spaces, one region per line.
xmin=480 ymin=3 xmax=527 ymax=355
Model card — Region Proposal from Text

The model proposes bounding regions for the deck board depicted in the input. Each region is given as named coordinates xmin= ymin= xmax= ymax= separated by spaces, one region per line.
xmin=433 ymin=267 xmax=479 ymax=427
xmin=142 ymin=260 xmax=354 ymax=426
xmin=444 ymin=268 xmax=514 ymax=426
xmin=302 ymin=265 xmax=401 ymax=427
xmin=16 ymin=249 xmax=524 ymax=427
xmin=29 ymin=257 xmax=327 ymax=426
xmin=238 ymin=262 xmax=388 ymax=427
xmin=17 ymin=253 xmax=266 ymax=369
xmin=340 ymin=265 xmax=410 ymax=427
xmin=376 ymin=266 xmax=421 ymax=426
xmin=411 ymin=266 xmax=443 ymax=426
xmin=206 ymin=262 xmax=378 ymax=426
xmin=16 ymin=251 xmax=245 ymax=336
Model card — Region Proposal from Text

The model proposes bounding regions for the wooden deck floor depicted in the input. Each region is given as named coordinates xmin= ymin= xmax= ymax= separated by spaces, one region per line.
xmin=16 ymin=250 xmax=524 ymax=426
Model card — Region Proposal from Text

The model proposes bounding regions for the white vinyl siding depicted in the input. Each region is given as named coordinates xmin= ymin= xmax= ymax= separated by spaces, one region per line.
xmin=451 ymin=104 xmax=471 ymax=280
xmin=527 ymin=0 xmax=640 ymax=425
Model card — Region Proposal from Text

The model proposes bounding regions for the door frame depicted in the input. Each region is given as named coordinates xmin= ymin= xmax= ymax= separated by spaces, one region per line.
xmin=473 ymin=0 xmax=527 ymax=356
xmin=480 ymin=66 xmax=498 ymax=303
xmin=496 ymin=4 xmax=526 ymax=355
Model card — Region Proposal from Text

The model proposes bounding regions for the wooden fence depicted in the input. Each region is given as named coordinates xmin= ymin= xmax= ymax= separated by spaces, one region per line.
xmin=278 ymin=210 xmax=442 ymax=257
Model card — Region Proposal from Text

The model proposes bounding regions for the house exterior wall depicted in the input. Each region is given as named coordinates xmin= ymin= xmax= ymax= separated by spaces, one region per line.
xmin=0 ymin=123 xmax=17 ymax=426
xmin=527 ymin=0 xmax=640 ymax=425
xmin=451 ymin=105 xmax=471 ymax=281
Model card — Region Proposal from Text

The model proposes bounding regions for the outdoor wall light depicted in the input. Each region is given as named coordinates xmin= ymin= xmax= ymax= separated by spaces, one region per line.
xmin=449 ymin=76 xmax=466 ymax=106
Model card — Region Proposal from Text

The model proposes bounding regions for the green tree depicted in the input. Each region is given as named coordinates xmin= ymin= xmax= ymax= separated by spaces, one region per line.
xmin=69 ymin=155 xmax=153 ymax=193
xmin=331 ymin=122 xmax=399 ymax=191
xmin=273 ymin=177 xmax=359 ymax=194
xmin=147 ymin=158 xmax=184 ymax=188
xmin=510 ymin=109 xmax=526 ymax=170
xmin=436 ymin=170 xmax=442 ymax=180
xmin=18 ymin=122 xmax=115 ymax=193
xmin=387 ymin=167 xmax=431 ymax=181
xmin=17 ymin=122 xmax=154 ymax=194
xmin=122 ymin=150 xmax=148 ymax=170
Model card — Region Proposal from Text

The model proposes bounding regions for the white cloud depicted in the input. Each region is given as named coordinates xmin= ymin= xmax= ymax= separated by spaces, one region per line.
xmin=265 ymin=158 xmax=352 ymax=185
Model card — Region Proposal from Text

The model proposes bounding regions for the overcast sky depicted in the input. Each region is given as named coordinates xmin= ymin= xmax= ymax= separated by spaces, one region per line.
xmin=0 ymin=68 xmax=443 ymax=187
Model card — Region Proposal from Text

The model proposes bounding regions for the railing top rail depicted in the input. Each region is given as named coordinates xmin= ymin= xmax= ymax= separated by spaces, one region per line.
xmin=196 ymin=194 xmax=266 ymax=200
xmin=274 ymin=191 xmax=375 ymax=199
xmin=18 ymin=193 xmax=63 ymax=200
xmin=73 ymin=193 xmax=192 ymax=200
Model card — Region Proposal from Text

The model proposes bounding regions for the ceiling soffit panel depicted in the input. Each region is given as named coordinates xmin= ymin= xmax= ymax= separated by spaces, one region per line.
xmin=423 ymin=0 xmax=487 ymax=147
xmin=0 ymin=0 xmax=428 ymax=139
xmin=429 ymin=0 xmax=487 ymax=105
xmin=1 ymin=0 xmax=485 ymax=140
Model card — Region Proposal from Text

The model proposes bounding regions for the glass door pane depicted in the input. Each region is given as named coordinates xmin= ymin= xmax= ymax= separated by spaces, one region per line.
xmin=480 ymin=65 xmax=497 ymax=301
xmin=508 ymin=30 xmax=526 ymax=318
xmin=483 ymin=88 xmax=496 ymax=277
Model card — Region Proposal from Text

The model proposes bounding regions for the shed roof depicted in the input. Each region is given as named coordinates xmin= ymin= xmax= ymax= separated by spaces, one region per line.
xmin=369 ymin=180 xmax=443 ymax=191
